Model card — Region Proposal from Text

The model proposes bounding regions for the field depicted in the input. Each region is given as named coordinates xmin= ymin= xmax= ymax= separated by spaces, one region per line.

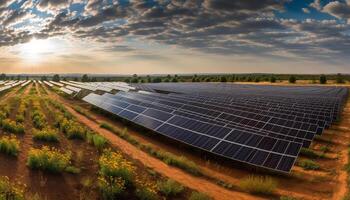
xmin=0 ymin=80 xmax=349 ymax=200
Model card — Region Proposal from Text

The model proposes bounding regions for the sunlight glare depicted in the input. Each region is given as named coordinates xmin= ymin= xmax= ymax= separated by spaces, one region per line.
xmin=19 ymin=38 xmax=56 ymax=63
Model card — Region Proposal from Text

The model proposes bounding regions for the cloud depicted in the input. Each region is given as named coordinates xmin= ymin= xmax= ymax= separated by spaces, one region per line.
xmin=322 ymin=1 xmax=350 ymax=22
xmin=302 ymin=8 xmax=310 ymax=13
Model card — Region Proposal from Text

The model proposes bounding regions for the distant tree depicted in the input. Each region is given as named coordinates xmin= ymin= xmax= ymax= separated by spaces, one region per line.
xmin=81 ymin=74 xmax=89 ymax=82
xmin=220 ymin=76 xmax=227 ymax=82
xmin=319 ymin=74 xmax=327 ymax=84
xmin=336 ymin=73 xmax=345 ymax=84
xmin=205 ymin=77 xmax=211 ymax=82
xmin=26 ymin=76 xmax=29 ymax=80
xmin=164 ymin=78 xmax=170 ymax=82
xmin=152 ymin=77 xmax=162 ymax=83
xmin=230 ymin=74 xmax=236 ymax=82
xmin=91 ymin=77 xmax=97 ymax=82
xmin=140 ymin=79 xmax=145 ymax=83
xmin=254 ymin=77 xmax=260 ymax=82
xmin=147 ymin=75 xmax=152 ymax=83
xmin=73 ymin=77 xmax=78 ymax=81
xmin=63 ymin=77 xmax=67 ymax=81
xmin=17 ymin=75 xmax=21 ymax=80
xmin=166 ymin=74 xmax=171 ymax=79
xmin=0 ymin=73 xmax=6 ymax=80
xmin=247 ymin=77 xmax=253 ymax=82
xmin=124 ymin=78 xmax=130 ymax=83
xmin=171 ymin=77 xmax=178 ymax=82
xmin=131 ymin=77 xmax=138 ymax=83
xmin=270 ymin=76 xmax=276 ymax=83
xmin=52 ymin=74 xmax=60 ymax=82
xmin=41 ymin=76 xmax=47 ymax=81
xmin=133 ymin=74 xmax=137 ymax=78
xmin=289 ymin=76 xmax=296 ymax=84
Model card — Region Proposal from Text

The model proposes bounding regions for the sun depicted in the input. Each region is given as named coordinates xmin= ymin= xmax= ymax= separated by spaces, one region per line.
xmin=19 ymin=38 xmax=56 ymax=63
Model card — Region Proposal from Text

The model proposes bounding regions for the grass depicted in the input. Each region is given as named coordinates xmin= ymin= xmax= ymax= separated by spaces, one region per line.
xmin=280 ymin=196 xmax=298 ymax=200
xmin=299 ymin=148 xmax=325 ymax=158
xmin=189 ymin=191 xmax=212 ymax=200
xmin=86 ymin=131 xmax=108 ymax=151
xmin=100 ymin=122 xmax=202 ymax=176
xmin=33 ymin=128 xmax=59 ymax=142
xmin=1 ymin=119 xmax=25 ymax=134
xmin=0 ymin=176 xmax=25 ymax=200
xmin=157 ymin=179 xmax=184 ymax=197
xmin=0 ymin=135 xmax=20 ymax=156
xmin=238 ymin=175 xmax=277 ymax=195
xmin=297 ymin=159 xmax=320 ymax=170
xmin=27 ymin=146 xmax=72 ymax=173
xmin=72 ymin=105 xmax=97 ymax=122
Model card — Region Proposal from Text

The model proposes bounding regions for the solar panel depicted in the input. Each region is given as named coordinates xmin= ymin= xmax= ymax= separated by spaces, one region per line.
xmin=82 ymin=83 xmax=348 ymax=173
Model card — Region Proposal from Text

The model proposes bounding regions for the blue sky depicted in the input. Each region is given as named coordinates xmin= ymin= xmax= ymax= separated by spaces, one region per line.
xmin=0 ymin=0 xmax=350 ymax=74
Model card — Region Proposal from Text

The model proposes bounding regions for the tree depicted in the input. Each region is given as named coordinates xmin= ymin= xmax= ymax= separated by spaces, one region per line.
xmin=220 ymin=76 xmax=227 ymax=82
xmin=52 ymin=74 xmax=60 ymax=82
xmin=147 ymin=75 xmax=152 ymax=83
xmin=319 ymin=74 xmax=327 ymax=84
xmin=270 ymin=76 xmax=276 ymax=83
xmin=41 ymin=76 xmax=47 ymax=81
xmin=336 ymin=73 xmax=345 ymax=84
xmin=73 ymin=77 xmax=78 ymax=81
xmin=17 ymin=75 xmax=21 ymax=80
xmin=171 ymin=77 xmax=178 ymax=82
xmin=0 ymin=73 xmax=6 ymax=80
xmin=254 ymin=77 xmax=260 ymax=82
xmin=152 ymin=77 xmax=162 ymax=83
xmin=26 ymin=76 xmax=29 ymax=80
xmin=81 ymin=74 xmax=89 ymax=82
xmin=230 ymin=74 xmax=236 ymax=82
xmin=289 ymin=76 xmax=296 ymax=84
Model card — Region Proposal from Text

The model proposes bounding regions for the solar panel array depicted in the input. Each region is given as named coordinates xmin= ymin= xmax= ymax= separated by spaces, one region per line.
xmin=83 ymin=83 xmax=348 ymax=173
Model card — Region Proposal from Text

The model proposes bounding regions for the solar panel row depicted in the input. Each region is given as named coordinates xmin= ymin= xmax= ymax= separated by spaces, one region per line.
xmin=82 ymin=83 xmax=348 ymax=173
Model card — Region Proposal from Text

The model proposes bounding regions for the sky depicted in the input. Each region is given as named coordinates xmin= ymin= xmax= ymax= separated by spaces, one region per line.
xmin=0 ymin=0 xmax=350 ymax=74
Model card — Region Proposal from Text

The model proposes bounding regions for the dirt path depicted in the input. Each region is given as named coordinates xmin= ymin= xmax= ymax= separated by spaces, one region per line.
xmin=42 ymin=87 xmax=263 ymax=200
xmin=331 ymin=100 xmax=350 ymax=200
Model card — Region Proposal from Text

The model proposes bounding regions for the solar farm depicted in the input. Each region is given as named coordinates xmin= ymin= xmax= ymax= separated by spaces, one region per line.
xmin=0 ymin=80 xmax=349 ymax=200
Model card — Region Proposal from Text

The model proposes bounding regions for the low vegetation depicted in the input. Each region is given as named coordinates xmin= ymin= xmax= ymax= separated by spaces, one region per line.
xmin=189 ymin=191 xmax=212 ymax=200
xmin=100 ymin=122 xmax=201 ymax=176
xmin=98 ymin=149 xmax=135 ymax=198
xmin=297 ymin=159 xmax=320 ymax=170
xmin=33 ymin=128 xmax=59 ymax=142
xmin=27 ymin=146 xmax=72 ymax=173
xmin=86 ymin=131 xmax=108 ymax=151
xmin=0 ymin=176 xmax=25 ymax=200
xmin=1 ymin=119 xmax=25 ymax=134
xmin=0 ymin=135 xmax=20 ymax=156
xmin=157 ymin=179 xmax=184 ymax=197
xmin=238 ymin=175 xmax=277 ymax=195
xmin=300 ymin=148 xmax=325 ymax=158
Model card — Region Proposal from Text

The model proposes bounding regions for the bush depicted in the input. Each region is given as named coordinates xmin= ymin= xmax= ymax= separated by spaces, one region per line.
xmin=238 ymin=175 xmax=277 ymax=194
xmin=33 ymin=128 xmax=59 ymax=142
xmin=27 ymin=146 xmax=72 ymax=173
xmin=157 ymin=179 xmax=184 ymax=197
xmin=289 ymin=76 xmax=296 ymax=83
xmin=0 ymin=176 xmax=25 ymax=200
xmin=297 ymin=159 xmax=320 ymax=170
xmin=98 ymin=149 xmax=135 ymax=199
xmin=135 ymin=186 xmax=158 ymax=200
xmin=86 ymin=131 xmax=107 ymax=151
xmin=319 ymin=75 xmax=327 ymax=84
xmin=299 ymin=148 xmax=323 ymax=158
xmin=270 ymin=76 xmax=276 ymax=83
xmin=1 ymin=119 xmax=25 ymax=134
xmin=0 ymin=135 xmax=20 ymax=156
xmin=32 ymin=110 xmax=46 ymax=130
xmin=189 ymin=192 xmax=212 ymax=200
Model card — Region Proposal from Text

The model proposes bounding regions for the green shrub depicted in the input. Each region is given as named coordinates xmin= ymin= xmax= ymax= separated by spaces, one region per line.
xmin=238 ymin=175 xmax=277 ymax=194
xmin=98 ymin=149 xmax=135 ymax=199
xmin=300 ymin=148 xmax=324 ymax=158
xmin=27 ymin=146 xmax=71 ymax=173
xmin=66 ymin=123 xmax=86 ymax=139
xmin=0 ymin=176 xmax=25 ymax=200
xmin=135 ymin=187 xmax=158 ymax=200
xmin=65 ymin=166 xmax=81 ymax=174
xmin=86 ymin=131 xmax=107 ymax=151
xmin=0 ymin=135 xmax=20 ymax=156
xmin=297 ymin=159 xmax=320 ymax=170
xmin=189 ymin=192 xmax=212 ymax=200
xmin=320 ymin=145 xmax=330 ymax=153
xmin=157 ymin=179 xmax=184 ymax=197
xmin=15 ymin=114 xmax=24 ymax=123
xmin=33 ymin=128 xmax=59 ymax=142
xmin=1 ymin=119 xmax=25 ymax=134
xmin=280 ymin=196 xmax=298 ymax=200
